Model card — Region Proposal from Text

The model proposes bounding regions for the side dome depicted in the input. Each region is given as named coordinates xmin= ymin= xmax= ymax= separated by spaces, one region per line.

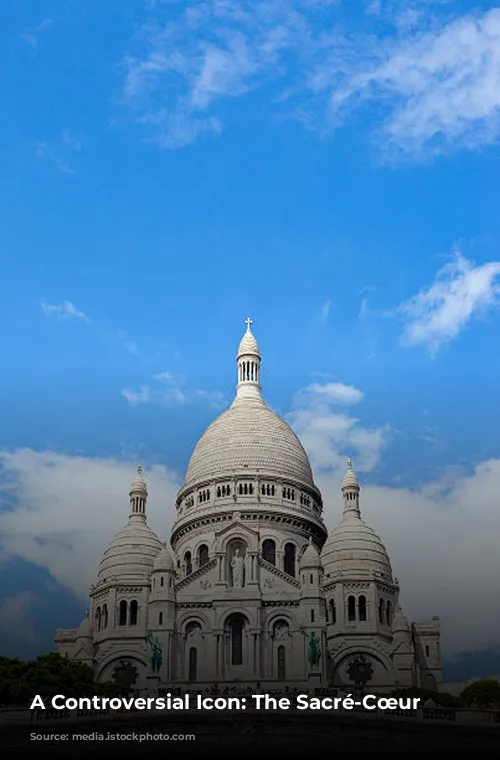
xmin=153 ymin=544 xmax=175 ymax=572
xmin=392 ymin=607 xmax=411 ymax=635
xmin=76 ymin=612 xmax=92 ymax=639
xmin=300 ymin=537 xmax=321 ymax=568
xmin=321 ymin=461 xmax=393 ymax=582
xmin=97 ymin=466 xmax=163 ymax=582
xmin=183 ymin=320 xmax=316 ymax=491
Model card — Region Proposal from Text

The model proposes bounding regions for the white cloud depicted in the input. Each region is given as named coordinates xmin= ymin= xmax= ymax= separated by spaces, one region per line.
xmin=397 ymin=251 xmax=500 ymax=354
xmin=0 ymin=591 xmax=39 ymax=644
xmin=327 ymin=8 xmax=500 ymax=158
xmin=122 ymin=370 xmax=223 ymax=409
xmin=119 ymin=3 xmax=500 ymax=156
xmin=288 ymin=381 xmax=388 ymax=473
xmin=0 ymin=450 xmax=180 ymax=598
xmin=41 ymin=300 xmax=89 ymax=322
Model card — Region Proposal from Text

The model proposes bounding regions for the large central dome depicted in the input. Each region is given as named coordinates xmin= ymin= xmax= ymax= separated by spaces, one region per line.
xmin=183 ymin=320 xmax=316 ymax=491
xmin=184 ymin=394 xmax=315 ymax=488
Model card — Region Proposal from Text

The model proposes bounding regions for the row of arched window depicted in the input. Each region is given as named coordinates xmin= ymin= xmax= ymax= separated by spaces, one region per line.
xmin=238 ymin=482 xmax=253 ymax=495
xmin=185 ymin=483 xmax=317 ymax=509
xmin=262 ymin=539 xmax=296 ymax=577
xmin=94 ymin=604 xmax=108 ymax=631
xmin=239 ymin=360 xmax=259 ymax=383
xmin=95 ymin=600 xmax=139 ymax=630
xmin=325 ymin=596 xmax=393 ymax=626
xmin=183 ymin=544 xmax=210 ymax=576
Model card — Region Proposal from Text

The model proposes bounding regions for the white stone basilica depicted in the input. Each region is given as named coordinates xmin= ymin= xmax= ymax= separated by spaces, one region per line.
xmin=55 ymin=321 xmax=442 ymax=694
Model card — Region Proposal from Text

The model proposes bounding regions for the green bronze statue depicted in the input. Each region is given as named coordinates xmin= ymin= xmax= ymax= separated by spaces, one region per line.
xmin=307 ymin=631 xmax=321 ymax=668
xmin=147 ymin=634 xmax=163 ymax=673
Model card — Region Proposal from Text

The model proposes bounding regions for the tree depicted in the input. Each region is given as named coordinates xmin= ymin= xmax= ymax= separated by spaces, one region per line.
xmin=390 ymin=687 xmax=461 ymax=708
xmin=461 ymin=679 xmax=500 ymax=708
xmin=0 ymin=652 xmax=123 ymax=707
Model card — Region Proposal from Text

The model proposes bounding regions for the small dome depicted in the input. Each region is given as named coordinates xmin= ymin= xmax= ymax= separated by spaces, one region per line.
xmin=300 ymin=537 xmax=321 ymax=568
xmin=130 ymin=465 xmax=147 ymax=495
xmin=322 ymin=514 xmax=393 ymax=581
xmin=77 ymin=613 xmax=92 ymax=638
xmin=153 ymin=544 xmax=175 ymax=572
xmin=98 ymin=517 xmax=163 ymax=582
xmin=392 ymin=607 xmax=411 ymax=634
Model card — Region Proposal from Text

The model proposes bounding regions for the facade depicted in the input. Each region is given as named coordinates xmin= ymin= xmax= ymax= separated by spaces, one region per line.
xmin=55 ymin=321 xmax=442 ymax=693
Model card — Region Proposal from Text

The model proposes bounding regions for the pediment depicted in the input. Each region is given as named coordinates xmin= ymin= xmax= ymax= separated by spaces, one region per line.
xmin=213 ymin=518 xmax=260 ymax=550
xmin=392 ymin=638 xmax=414 ymax=655
xmin=259 ymin=559 xmax=300 ymax=591
xmin=72 ymin=643 xmax=93 ymax=661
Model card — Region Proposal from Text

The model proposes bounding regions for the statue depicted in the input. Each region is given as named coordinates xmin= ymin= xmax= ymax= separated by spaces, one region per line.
xmin=307 ymin=631 xmax=321 ymax=668
xmin=231 ymin=548 xmax=244 ymax=588
xmin=147 ymin=634 xmax=163 ymax=674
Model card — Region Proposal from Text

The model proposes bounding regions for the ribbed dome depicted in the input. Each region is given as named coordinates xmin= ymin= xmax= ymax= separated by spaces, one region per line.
xmin=98 ymin=515 xmax=163 ymax=582
xmin=184 ymin=394 xmax=315 ymax=489
xmin=300 ymin=537 xmax=321 ymax=568
xmin=153 ymin=544 xmax=175 ymax=572
xmin=77 ymin=613 xmax=92 ymax=638
xmin=392 ymin=607 xmax=410 ymax=634
xmin=322 ymin=514 xmax=393 ymax=581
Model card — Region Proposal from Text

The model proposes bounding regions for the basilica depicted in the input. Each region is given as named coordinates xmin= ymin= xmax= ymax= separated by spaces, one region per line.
xmin=55 ymin=321 xmax=442 ymax=694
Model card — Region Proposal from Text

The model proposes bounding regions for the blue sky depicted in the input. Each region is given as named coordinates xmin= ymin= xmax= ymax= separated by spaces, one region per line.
xmin=1 ymin=0 xmax=500 ymax=682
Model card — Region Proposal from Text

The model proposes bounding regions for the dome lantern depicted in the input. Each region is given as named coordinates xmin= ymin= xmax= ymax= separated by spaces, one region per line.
xmin=341 ymin=458 xmax=360 ymax=519
xmin=236 ymin=318 xmax=262 ymax=400
xmin=129 ymin=465 xmax=147 ymax=520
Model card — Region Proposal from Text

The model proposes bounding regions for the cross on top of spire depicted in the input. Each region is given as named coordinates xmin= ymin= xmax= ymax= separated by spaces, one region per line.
xmin=347 ymin=458 xmax=353 ymax=470
xmin=244 ymin=317 xmax=254 ymax=331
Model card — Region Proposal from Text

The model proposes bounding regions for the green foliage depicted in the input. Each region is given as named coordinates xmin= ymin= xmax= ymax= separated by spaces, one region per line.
xmin=0 ymin=652 xmax=123 ymax=707
xmin=390 ymin=687 xmax=461 ymax=708
xmin=460 ymin=679 xmax=500 ymax=707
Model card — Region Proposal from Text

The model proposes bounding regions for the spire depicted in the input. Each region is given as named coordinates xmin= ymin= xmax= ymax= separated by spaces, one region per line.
xmin=341 ymin=458 xmax=361 ymax=518
xmin=129 ymin=465 xmax=148 ymax=520
xmin=236 ymin=318 xmax=262 ymax=399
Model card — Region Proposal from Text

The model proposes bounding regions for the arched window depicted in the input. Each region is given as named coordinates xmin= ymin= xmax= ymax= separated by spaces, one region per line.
xmin=329 ymin=600 xmax=336 ymax=624
xmin=358 ymin=595 xmax=367 ymax=622
xmin=230 ymin=617 xmax=244 ymax=666
xmin=378 ymin=598 xmax=384 ymax=624
xmin=185 ymin=551 xmax=192 ymax=575
xmin=118 ymin=600 xmax=127 ymax=626
xmin=347 ymin=595 xmax=356 ymax=622
xmin=95 ymin=607 xmax=101 ymax=631
xmin=284 ymin=543 xmax=296 ymax=577
xmin=198 ymin=544 xmax=209 ymax=567
xmin=262 ymin=539 xmax=276 ymax=565
xmin=102 ymin=604 xmax=108 ymax=628
xmin=159 ymin=612 xmax=163 ymax=625
xmin=386 ymin=600 xmax=392 ymax=626
xmin=129 ymin=600 xmax=138 ymax=626
xmin=189 ymin=647 xmax=197 ymax=682
xmin=277 ymin=645 xmax=286 ymax=680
